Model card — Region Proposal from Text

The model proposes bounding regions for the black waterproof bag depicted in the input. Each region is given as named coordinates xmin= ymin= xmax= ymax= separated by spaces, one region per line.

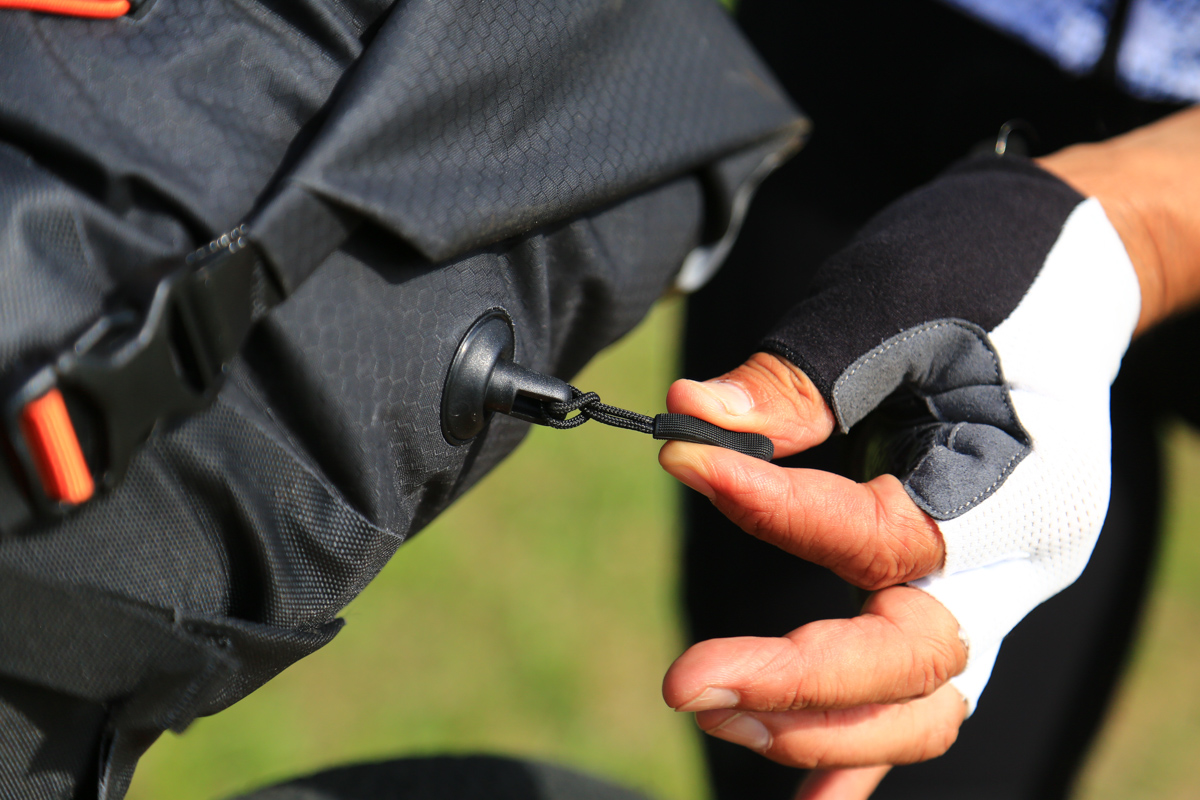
xmin=0 ymin=2 xmax=804 ymax=797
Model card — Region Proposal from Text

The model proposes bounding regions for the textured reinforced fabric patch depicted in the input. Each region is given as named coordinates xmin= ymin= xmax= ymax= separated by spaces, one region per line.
xmin=833 ymin=320 xmax=1016 ymax=430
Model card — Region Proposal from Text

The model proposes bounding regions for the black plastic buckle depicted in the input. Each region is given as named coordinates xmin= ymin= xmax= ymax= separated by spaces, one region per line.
xmin=0 ymin=228 xmax=259 ymax=533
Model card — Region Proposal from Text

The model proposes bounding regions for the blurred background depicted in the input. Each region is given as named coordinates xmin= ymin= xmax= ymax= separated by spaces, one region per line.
xmin=127 ymin=296 xmax=1200 ymax=800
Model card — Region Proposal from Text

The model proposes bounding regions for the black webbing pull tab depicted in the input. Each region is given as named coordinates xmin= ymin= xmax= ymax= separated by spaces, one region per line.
xmin=541 ymin=388 xmax=774 ymax=462
xmin=651 ymin=413 xmax=774 ymax=461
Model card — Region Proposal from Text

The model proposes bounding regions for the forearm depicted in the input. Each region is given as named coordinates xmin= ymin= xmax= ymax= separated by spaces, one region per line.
xmin=1037 ymin=105 xmax=1200 ymax=335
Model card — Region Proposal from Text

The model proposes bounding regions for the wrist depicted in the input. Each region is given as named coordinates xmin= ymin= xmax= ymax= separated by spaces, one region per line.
xmin=1036 ymin=145 xmax=1162 ymax=334
xmin=1036 ymin=107 xmax=1200 ymax=335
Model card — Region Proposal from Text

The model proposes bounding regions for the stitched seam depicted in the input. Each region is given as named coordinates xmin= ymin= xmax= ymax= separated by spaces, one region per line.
xmin=834 ymin=320 xmax=976 ymax=428
xmin=840 ymin=319 xmax=1004 ymax=383
xmin=946 ymin=449 xmax=1023 ymax=515
xmin=945 ymin=421 xmax=964 ymax=450
xmin=839 ymin=319 xmax=1032 ymax=518
xmin=840 ymin=320 xmax=966 ymax=382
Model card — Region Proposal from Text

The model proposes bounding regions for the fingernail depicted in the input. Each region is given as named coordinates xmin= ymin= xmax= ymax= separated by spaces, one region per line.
xmin=665 ymin=463 xmax=714 ymax=499
xmin=707 ymin=712 xmax=771 ymax=751
xmin=702 ymin=380 xmax=754 ymax=416
xmin=677 ymin=687 xmax=739 ymax=712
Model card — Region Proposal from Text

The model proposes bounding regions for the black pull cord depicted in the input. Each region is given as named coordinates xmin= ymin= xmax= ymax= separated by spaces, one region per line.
xmin=542 ymin=386 xmax=774 ymax=461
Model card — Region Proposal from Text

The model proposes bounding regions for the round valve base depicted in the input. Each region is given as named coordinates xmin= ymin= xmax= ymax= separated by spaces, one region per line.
xmin=441 ymin=310 xmax=514 ymax=445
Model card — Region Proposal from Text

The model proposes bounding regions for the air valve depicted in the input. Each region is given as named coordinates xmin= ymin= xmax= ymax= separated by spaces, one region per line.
xmin=441 ymin=310 xmax=774 ymax=461
xmin=441 ymin=311 xmax=571 ymax=444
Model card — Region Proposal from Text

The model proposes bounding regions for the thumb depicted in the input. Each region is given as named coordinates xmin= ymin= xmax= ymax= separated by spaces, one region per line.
xmin=665 ymin=352 xmax=835 ymax=458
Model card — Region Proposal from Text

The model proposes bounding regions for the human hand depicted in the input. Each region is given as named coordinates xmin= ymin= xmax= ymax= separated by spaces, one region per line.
xmin=659 ymin=354 xmax=967 ymax=798
xmin=659 ymin=145 xmax=1155 ymax=796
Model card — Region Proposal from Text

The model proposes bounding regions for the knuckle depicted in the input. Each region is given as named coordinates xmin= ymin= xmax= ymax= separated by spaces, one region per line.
xmin=784 ymin=667 xmax=820 ymax=712
xmin=719 ymin=495 xmax=789 ymax=541
xmin=853 ymin=550 xmax=906 ymax=592
xmin=744 ymin=352 xmax=809 ymax=397
xmin=927 ymin=632 xmax=967 ymax=683
xmin=761 ymin=639 xmax=811 ymax=712
xmin=861 ymin=477 xmax=944 ymax=584
xmin=910 ymin=650 xmax=948 ymax=698
xmin=900 ymin=634 xmax=960 ymax=699
xmin=835 ymin=524 xmax=905 ymax=591
xmin=783 ymin=629 xmax=849 ymax=709
xmin=773 ymin=719 xmax=833 ymax=769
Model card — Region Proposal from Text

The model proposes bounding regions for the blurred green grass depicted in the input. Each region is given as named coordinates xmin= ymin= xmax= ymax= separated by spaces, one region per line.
xmin=128 ymin=296 xmax=1200 ymax=800
xmin=1074 ymin=423 xmax=1200 ymax=800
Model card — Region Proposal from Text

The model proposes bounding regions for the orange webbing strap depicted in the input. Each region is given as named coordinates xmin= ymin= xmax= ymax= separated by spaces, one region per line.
xmin=0 ymin=0 xmax=128 ymax=17
xmin=18 ymin=388 xmax=95 ymax=505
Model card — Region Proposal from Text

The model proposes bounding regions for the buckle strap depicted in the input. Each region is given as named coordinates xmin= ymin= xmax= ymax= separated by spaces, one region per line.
xmin=1 ymin=228 xmax=266 ymax=535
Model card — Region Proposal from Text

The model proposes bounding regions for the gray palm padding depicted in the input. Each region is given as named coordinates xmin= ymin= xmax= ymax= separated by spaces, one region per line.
xmin=832 ymin=320 xmax=1030 ymax=521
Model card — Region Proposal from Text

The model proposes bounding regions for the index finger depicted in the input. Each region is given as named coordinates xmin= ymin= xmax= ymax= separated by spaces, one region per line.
xmin=659 ymin=442 xmax=944 ymax=590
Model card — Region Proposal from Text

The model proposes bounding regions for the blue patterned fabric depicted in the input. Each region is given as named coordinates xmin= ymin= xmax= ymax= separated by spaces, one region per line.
xmin=942 ymin=0 xmax=1200 ymax=101
xmin=1120 ymin=0 xmax=1200 ymax=100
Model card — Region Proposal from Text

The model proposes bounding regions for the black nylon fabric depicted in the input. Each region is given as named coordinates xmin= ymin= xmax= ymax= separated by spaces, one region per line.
xmin=232 ymin=755 xmax=653 ymax=800
xmin=0 ymin=0 xmax=387 ymax=385
xmin=0 ymin=1 xmax=802 ymax=797
xmin=0 ymin=2 xmax=388 ymax=239
xmin=274 ymin=0 xmax=800 ymax=268
xmin=0 ymin=676 xmax=105 ymax=800
xmin=0 ymin=176 xmax=715 ymax=800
